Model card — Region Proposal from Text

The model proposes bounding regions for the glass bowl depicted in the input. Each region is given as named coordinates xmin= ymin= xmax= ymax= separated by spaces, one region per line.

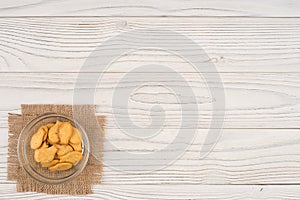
xmin=17 ymin=113 xmax=90 ymax=184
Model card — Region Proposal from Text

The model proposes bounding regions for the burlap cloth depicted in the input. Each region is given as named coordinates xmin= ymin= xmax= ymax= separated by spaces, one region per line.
xmin=7 ymin=105 xmax=105 ymax=195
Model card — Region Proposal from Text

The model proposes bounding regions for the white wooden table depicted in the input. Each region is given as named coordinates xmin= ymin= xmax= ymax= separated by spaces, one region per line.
xmin=1 ymin=1 xmax=300 ymax=199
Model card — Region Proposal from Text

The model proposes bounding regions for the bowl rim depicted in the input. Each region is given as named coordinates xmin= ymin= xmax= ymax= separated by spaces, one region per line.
xmin=17 ymin=112 xmax=90 ymax=185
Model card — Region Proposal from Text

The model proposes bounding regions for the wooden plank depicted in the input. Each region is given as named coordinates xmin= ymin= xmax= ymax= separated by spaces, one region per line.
xmin=96 ymin=129 xmax=300 ymax=184
xmin=0 ymin=0 xmax=299 ymax=17
xmin=1 ymin=184 xmax=300 ymax=199
xmin=0 ymin=17 xmax=299 ymax=72
xmin=0 ymin=72 xmax=299 ymax=129
xmin=1 ymin=127 xmax=300 ymax=184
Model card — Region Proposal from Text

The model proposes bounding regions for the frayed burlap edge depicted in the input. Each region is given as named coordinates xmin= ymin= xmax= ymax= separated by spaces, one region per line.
xmin=7 ymin=113 xmax=22 ymax=181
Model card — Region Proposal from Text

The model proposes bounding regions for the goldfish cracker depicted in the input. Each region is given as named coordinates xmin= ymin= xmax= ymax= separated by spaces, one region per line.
xmin=55 ymin=144 xmax=73 ymax=156
xmin=49 ymin=162 xmax=73 ymax=171
xmin=58 ymin=122 xmax=73 ymax=145
xmin=31 ymin=121 xmax=84 ymax=172
xmin=48 ymin=121 xmax=61 ymax=144
xmin=38 ymin=146 xmax=58 ymax=163
xmin=46 ymin=123 xmax=55 ymax=129
xmin=41 ymin=159 xmax=59 ymax=168
xmin=70 ymin=128 xmax=82 ymax=144
xmin=30 ymin=126 xmax=48 ymax=149
xmin=59 ymin=151 xmax=83 ymax=164
xmin=70 ymin=142 xmax=82 ymax=152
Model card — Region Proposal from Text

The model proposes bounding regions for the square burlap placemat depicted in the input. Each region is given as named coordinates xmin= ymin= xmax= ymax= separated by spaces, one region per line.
xmin=7 ymin=104 xmax=105 ymax=195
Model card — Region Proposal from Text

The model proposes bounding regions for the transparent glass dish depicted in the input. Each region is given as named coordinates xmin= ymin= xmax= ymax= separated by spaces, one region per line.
xmin=17 ymin=113 xmax=90 ymax=184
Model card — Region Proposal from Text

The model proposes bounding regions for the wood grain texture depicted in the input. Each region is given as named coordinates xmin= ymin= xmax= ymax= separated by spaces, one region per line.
xmin=0 ymin=73 xmax=299 ymax=129
xmin=2 ymin=127 xmax=300 ymax=184
xmin=1 ymin=184 xmax=300 ymax=199
xmin=0 ymin=0 xmax=299 ymax=17
xmin=0 ymin=17 xmax=299 ymax=72
xmin=0 ymin=2 xmax=299 ymax=196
